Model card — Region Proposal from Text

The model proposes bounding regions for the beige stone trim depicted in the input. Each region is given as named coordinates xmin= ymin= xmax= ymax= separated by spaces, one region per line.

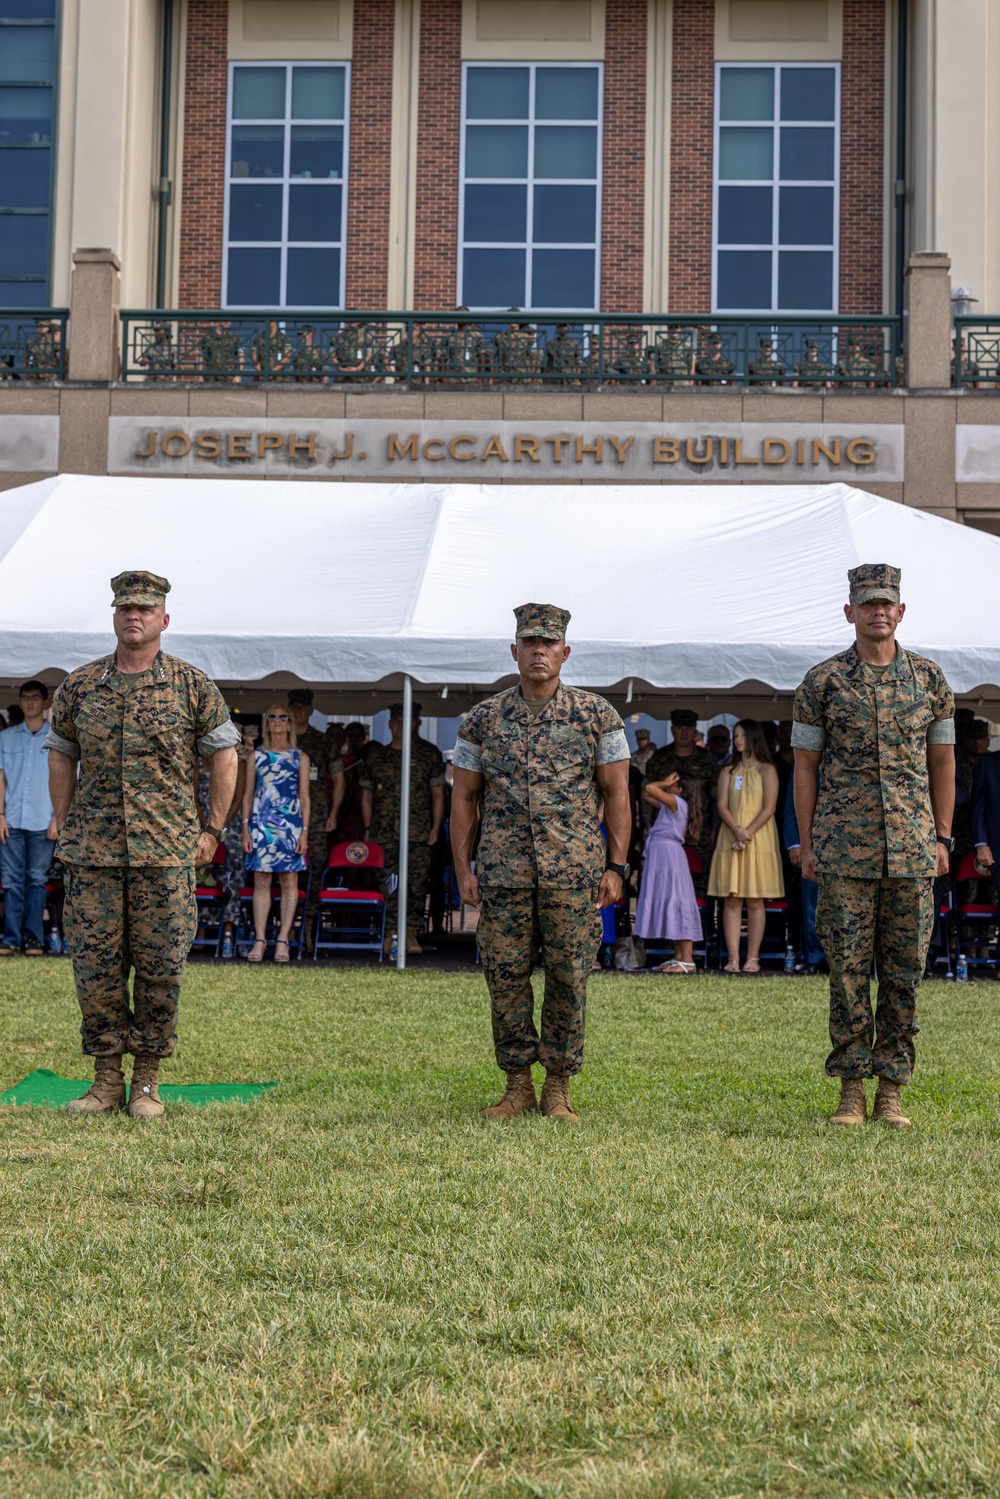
xmin=714 ymin=0 xmax=843 ymax=61
xmin=228 ymin=0 xmax=354 ymax=60
xmin=643 ymin=0 xmax=672 ymax=313
xmin=51 ymin=0 xmax=80 ymax=305
xmin=461 ymin=0 xmax=605 ymax=60
xmin=387 ymin=0 xmax=420 ymax=308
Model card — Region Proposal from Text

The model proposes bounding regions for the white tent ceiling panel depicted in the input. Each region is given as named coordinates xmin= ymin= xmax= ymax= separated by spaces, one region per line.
xmin=1 ymin=474 xmax=999 ymax=697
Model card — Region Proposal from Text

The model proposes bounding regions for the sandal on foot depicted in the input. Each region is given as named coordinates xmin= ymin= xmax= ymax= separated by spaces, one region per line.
xmin=742 ymin=960 xmax=761 ymax=975
xmin=273 ymin=939 xmax=290 ymax=964
xmin=654 ymin=960 xmax=697 ymax=974
xmin=246 ymin=939 xmax=266 ymax=964
xmin=723 ymin=962 xmax=741 ymax=974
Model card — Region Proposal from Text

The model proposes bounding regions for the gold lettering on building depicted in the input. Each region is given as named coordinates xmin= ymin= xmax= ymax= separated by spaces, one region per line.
xmin=686 ymin=437 xmax=713 ymax=464
xmin=450 ymin=435 xmax=478 ymax=460
xmin=545 ymin=436 xmax=571 ymax=461
xmin=288 ymin=432 xmax=316 ymax=460
xmin=813 ymin=438 xmax=840 ymax=465
xmin=653 ymin=437 xmax=680 ymax=464
xmin=576 ymin=436 xmax=603 ymax=463
xmin=763 ymin=438 xmax=791 ymax=465
xmin=197 ymin=431 xmax=222 ymax=458
xmin=846 ymin=438 xmax=876 ymax=465
xmin=134 ymin=430 xmax=157 ymax=459
xmin=227 ymin=432 xmax=252 ymax=459
xmin=480 ymin=435 xmax=509 ymax=461
xmin=161 ymin=430 xmax=192 ymax=458
xmin=608 ymin=436 xmax=633 ymax=463
xmin=422 ymin=438 xmax=445 ymax=460
xmin=388 ymin=433 xmax=418 ymax=460
xmin=258 ymin=432 xmax=284 ymax=458
xmin=514 ymin=435 xmax=540 ymax=462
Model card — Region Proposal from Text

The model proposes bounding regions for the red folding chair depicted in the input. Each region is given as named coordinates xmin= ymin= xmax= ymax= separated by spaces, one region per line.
xmin=192 ymin=843 xmax=228 ymax=955
xmin=313 ymin=841 xmax=396 ymax=960
xmin=947 ymin=850 xmax=998 ymax=973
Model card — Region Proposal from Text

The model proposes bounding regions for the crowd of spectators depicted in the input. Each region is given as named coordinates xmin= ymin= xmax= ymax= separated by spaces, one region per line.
xmin=123 ymin=312 xmax=896 ymax=389
xmin=2 ymin=684 xmax=997 ymax=973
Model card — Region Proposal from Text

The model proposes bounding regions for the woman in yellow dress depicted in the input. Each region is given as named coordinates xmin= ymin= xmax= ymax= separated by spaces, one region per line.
xmin=708 ymin=719 xmax=784 ymax=973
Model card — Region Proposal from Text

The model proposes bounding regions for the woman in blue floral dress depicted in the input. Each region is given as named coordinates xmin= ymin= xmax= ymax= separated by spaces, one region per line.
xmin=241 ymin=704 xmax=310 ymax=963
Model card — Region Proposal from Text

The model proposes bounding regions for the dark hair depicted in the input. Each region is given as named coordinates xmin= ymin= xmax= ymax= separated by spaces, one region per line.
xmin=20 ymin=679 xmax=48 ymax=699
xmin=732 ymin=718 xmax=773 ymax=767
xmin=677 ymin=774 xmax=704 ymax=846
xmin=345 ymin=721 xmax=367 ymax=735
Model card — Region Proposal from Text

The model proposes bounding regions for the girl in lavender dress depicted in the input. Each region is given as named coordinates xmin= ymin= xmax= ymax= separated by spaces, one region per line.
xmin=634 ymin=772 xmax=703 ymax=974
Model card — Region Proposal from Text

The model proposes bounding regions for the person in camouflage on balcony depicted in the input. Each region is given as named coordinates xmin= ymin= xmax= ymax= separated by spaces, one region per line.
xmin=138 ymin=323 xmax=174 ymax=381
xmin=794 ymin=339 xmax=833 ymax=387
xmin=444 ymin=308 xmax=489 ymax=380
xmin=450 ymin=604 xmax=631 ymax=1124
xmin=653 ymin=327 xmax=694 ymax=382
xmin=45 ymin=571 xmax=240 ymax=1119
xmin=696 ymin=332 xmax=735 ymax=383
xmin=25 ymin=318 xmax=61 ymax=379
xmin=332 ymin=319 xmax=370 ymax=381
xmin=608 ymin=328 xmax=649 ymax=383
xmin=544 ymin=323 xmax=583 ymax=382
xmin=198 ymin=322 xmax=245 ymax=382
xmin=836 ymin=337 xmax=880 ymax=388
xmin=493 ymin=312 xmax=537 ymax=380
xmin=749 ymin=337 xmax=787 ymax=385
xmin=251 ymin=320 xmax=292 ymax=381
xmin=792 ymin=563 xmax=955 ymax=1130
xmin=288 ymin=324 xmax=328 ymax=381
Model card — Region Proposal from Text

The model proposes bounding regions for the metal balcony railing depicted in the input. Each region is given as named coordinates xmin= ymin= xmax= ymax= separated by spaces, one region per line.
xmin=954 ymin=317 xmax=1000 ymax=388
xmin=119 ymin=310 xmax=903 ymax=388
xmin=0 ymin=310 xmax=69 ymax=380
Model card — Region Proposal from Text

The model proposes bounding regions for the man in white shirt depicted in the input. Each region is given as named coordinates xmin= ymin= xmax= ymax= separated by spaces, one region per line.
xmin=0 ymin=680 xmax=57 ymax=956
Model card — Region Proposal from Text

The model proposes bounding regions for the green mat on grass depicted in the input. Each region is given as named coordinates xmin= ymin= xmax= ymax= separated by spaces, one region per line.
xmin=0 ymin=1069 xmax=277 ymax=1108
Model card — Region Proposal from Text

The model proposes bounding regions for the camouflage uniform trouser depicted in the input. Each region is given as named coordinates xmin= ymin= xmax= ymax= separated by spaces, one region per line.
xmin=817 ymin=874 xmax=933 ymax=1085
xmin=478 ymin=886 xmax=602 ymax=1077
xmin=382 ymin=840 xmax=432 ymax=931
xmin=65 ymin=865 xmax=197 ymax=1058
xmin=305 ymin=820 xmax=330 ymax=926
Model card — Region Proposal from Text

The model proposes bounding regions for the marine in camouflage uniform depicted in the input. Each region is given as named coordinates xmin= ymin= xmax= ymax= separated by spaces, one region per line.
xmin=451 ymin=603 xmax=632 ymax=1121
xmin=443 ymin=309 xmax=489 ymax=380
xmin=251 ymin=322 xmax=292 ymax=381
xmin=288 ymin=325 xmax=328 ymax=382
xmin=836 ymin=340 xmax=880 ymax=387
xmin=653 ymin=329 xmax=694 ymax=383
xmin=794 ymin=341 xmax=832 ymax=386
xmin=608 ymin=330 xmax=649 ymax=383
xmin=46 ymin=571 xmax=240 ymax=1117
xmin=749 ymin=340 xmax=786 ymax=385
xmin=544 ymin=325 xmax=582 ymax=382
xmin=493 ymin=313 xmax=537 ymax=380
xmin=696 ymin=335 xmax=735 ymax=383
xmin=198 ymin=324 xmax=245 ymax=381
xmin=358 ymin=704 xmax=446 ymax=951
xmin=643 ymin=711 xmax=720 ymax=892
xmin=792 ymin=563 xmax=955 ymax=1127
xmin=287 ymin=688 xmax=346 ymax=937
xmin=25 ymin=320 xmax=62 ymax=379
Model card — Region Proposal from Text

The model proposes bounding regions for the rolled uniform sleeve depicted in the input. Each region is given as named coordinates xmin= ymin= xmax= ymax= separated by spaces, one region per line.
xmin=595 ymin=701 xmax=629 ymax=766
xmin=791 ymin=672 xmax=827 ymax=752
xmin=194 ymin=680 xmax=241 ymax=757
xmin=453 ymin=704 xmax=486 ymax=774
xmin=44 ymin=681 xmax=81 ymax=760
xmin=925 ymin=663 xmax=956 ymax=745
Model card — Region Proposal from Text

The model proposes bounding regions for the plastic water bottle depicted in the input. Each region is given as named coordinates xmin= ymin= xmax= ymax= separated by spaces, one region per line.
xmin=784 ymin=944 xmax=795 ymax=976
xmin=388 ymin=931 xmax=398 ymax=963
xmin=957 ymin=950 xmax=969 ymax=982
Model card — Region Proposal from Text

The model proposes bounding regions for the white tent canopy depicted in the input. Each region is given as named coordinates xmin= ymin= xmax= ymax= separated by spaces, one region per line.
xmin=2 ymin=473 xmax=999 ymax=706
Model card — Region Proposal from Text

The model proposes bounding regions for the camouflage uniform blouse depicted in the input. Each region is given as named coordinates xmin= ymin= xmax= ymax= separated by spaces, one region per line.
xmin=791 ymin=644 xmax=955 ymax=878
xmin=358 ymin=739 xmax=447 ymax=845
xmin=45 ymin=651 xmax=240 ymax=867
xmin=453 ymin=684 xmax=629 ymax=890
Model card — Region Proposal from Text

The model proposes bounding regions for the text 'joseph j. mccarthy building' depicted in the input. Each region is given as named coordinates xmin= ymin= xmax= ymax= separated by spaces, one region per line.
xmin=4 ymin=0 xmax=1000 ymax=526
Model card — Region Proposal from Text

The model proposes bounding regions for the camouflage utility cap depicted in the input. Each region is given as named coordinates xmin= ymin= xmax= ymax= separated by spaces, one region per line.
xmin=849 ymin=563 xmax=900 ymax=605
xmin=287 ymin=688 xmax=314 ymax=706
xmin=670 ymin=708 xmax=698 ymax=727
xmin=514 ymin=603 xmax=571 ymax=640
xmin=111 ymin=571 xmax=171 ymax=608
xmin=387 ymin=700 xmax=423 ymax=718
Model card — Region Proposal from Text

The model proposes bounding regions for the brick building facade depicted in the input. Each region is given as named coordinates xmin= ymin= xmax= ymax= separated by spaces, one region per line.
xmin=166 ymin=0 xmax=892 ymax=317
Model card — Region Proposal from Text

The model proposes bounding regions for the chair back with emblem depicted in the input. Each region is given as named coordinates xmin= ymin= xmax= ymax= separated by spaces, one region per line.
xmin=313 ymin=841 xmax=396 ymax=960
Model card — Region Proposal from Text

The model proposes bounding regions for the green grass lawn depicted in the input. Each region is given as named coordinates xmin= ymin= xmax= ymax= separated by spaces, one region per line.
xmin=1 ymin=962 xmax=999 ymax=1499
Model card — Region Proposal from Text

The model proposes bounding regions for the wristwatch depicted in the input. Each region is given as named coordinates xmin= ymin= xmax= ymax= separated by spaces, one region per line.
xmin=936 ymin=834 xmax=955 ymax=852
xmin=605 ymin=860 xmax=631 ymax=881
xmin=205 ymin=824 xmax=225 ymax=842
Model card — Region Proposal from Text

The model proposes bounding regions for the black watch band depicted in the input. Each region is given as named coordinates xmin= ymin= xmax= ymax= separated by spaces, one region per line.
xmin=606 ymin=860 xmax=631 ymax=881
xmin=205 ymin=824 xmax=225 ymax=842
xmin=936 ymin=834 xmax=955 ymax=851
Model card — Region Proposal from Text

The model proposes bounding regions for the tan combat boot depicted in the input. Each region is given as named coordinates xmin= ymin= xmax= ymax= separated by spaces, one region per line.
xmin=540 ymin=1072 xmax=580 ymax=1123
xmin=873 ymin=1078 xmax=911 ymax=1128
xmin=829 ymin=1077 xmax=867 ymax=1126
xmin=128 ymin=1054 xmax=165 ymax=1119
xmin=66 ymin=1054 xmax=126 ymax=1114
xmin=482 ymin=1068 xmax=538 ymax=1119
xmin=405 ymin=924 xmax=424 ymax=955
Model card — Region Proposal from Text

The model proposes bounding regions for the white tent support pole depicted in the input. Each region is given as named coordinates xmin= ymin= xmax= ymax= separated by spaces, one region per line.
xmin=396 ymin=675 xmax=413 ymax=971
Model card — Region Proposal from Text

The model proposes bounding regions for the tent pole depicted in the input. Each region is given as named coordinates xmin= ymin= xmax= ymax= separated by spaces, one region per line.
xmin=396 ymin=675 xmax=413 ymax=970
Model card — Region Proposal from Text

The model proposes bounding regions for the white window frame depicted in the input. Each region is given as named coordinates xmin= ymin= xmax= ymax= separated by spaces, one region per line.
xmin=223 ymin=60 xmax=351 ymax=310
xmin=711 ymin=61 xmax=840 ymax=315
xmin=458 ymin=60 xmax=603 ymax=314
